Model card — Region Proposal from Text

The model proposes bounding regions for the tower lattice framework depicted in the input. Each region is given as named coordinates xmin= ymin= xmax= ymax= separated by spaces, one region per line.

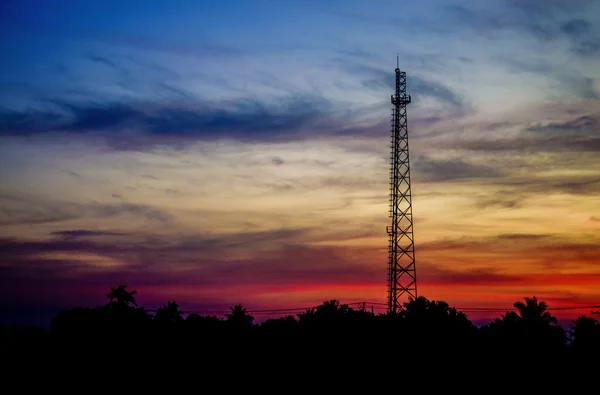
xmin=387 ymin=59 xmax=417 ymax=314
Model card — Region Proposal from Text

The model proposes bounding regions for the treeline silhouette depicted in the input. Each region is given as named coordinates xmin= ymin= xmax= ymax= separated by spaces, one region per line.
xmin=2 ymin=285 xmax=599 ymax=378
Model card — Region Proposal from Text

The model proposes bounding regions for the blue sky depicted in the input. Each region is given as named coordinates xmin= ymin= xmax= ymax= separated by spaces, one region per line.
xmin=1 ymin=0 xmax=599 ymax=326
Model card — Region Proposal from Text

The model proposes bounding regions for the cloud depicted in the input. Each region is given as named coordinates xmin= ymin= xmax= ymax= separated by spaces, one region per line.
xmin=0 ymin=237 xmax=385 ymax=320
xmin=561 ymin=18 xmax=592 ymax=37
xmin=494 ymin=173 xmax=600 ymax=196
xmin=421 ymin=262 xmax=600 ymax=288
xmin=439 ymin=1 xmax=600 ymax=57
xmin=0 ymin=109 xmax=62 ymax=136
xmin=51 ymin=229 xmax=129 ymax=239
xmin=410 ymin=76 xmax=466 ymax=111
xmin=420 ymin=264 xmax=522 ymax=286
xmin=474 ymin=196 xmax=523 ymax=210
xmin=3 ymin=224 xmax=345 ymax=269
xmin=509 ymin=0 xmax=593 ymax=17
xmin=450 ymin=113 xmax=600 ymax=154
xmin=526 ymin=114 xmax=597 ymax=134
xmin=0 ymin=94 xmax=342 ymax=148
xmin=495 ymin=233 xmax=551 ymax=241
xmin=409 ymin=231 xmax=600 ymax=288
xmin=0 ymin=193 xmax=173 ymax=225
xmin=57 ymin=101 xmax=142 ymax=131
xmin=501 ymin=58 xmax=555 ymax=75
xmin=439 ymin=5 xmax=504 ymax=35
xmin=419 ymin=234 xmax=600 ymax=269
xmin=347 ymin=63 xmax=468 ymax=112
xmin=563 ymin=76 xmax=599 ymax=100
xmin=99 ymin=34 xmax=246 ymax=59
xmin=413 ymin=155 xmax=502 ymax=183
xmin=458 ymin=137 xmax=600 ymax=153
xmin=500 ymin=57 xmax=599 ymax=99
xmin=142 ymin=97 xmax=329 ymax=140
xmin=468 ymin=169 xmax=600 ymax=209
xmin=0 ymin=228 xmax=383 ymax=298
xmin=508 ymin=7 xmax=600 ymax=56
xmin=572 ymin=40 xmax=600 ymax=56
xmin=271 ymin=156 xmax=285 ymax=166
xmin=86 ymin=54 xmax=121 ymax=70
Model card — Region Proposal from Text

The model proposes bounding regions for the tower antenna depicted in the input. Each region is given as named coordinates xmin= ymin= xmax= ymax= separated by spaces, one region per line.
xmin=387 ymin=60 xmax=417 ymax=314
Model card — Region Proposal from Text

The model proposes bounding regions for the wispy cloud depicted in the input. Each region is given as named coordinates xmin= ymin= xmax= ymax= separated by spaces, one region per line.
xmin=344 ymin=62 xmax=469 ymax=112
xmin=0 ymin=193 xmax=173 ymax=226
xmin=0 ymin=230 xmax=383 ymax=290
xmin=0 ymin=94 xmax=340 ymax=148
xmin=51 ymin=229 xmax=130 ymax=239
xmin=437 ymin=0 xmax=600 ymax=59
xmin=413 ymin=155 xmax=502 ymax=182
xmin=100 ymin=34 xmax=247 ymax=59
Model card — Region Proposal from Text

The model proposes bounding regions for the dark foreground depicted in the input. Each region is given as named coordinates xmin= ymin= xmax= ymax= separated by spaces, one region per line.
xmin=2 ymin=286 xmax=599 ymax=387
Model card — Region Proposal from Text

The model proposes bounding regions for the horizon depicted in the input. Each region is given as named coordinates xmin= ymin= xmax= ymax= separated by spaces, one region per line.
xmin=1 ymin=0 xmax=600 ymax=329
xmin=5 ymin=284 xmax=597 ymax=330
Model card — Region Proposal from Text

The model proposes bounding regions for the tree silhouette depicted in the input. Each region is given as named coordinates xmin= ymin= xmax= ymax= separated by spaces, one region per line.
xmin=154 ymin=301 xmax=184 ymax=324
xmin=513 ymin=296 xmax=557 ymax=326
xmin=480 ymin=311 xmax=522 ymax=350
xmin=511 ymin=296 xmax=565 ymax=351
xmin=570 ymin=315 xmax=600 ymax=352
xmin=295 ymin=300 xmax=355 ymax=336
xmin=315 ymin=300 xmax=350 ymax=317
xmin=260 ymin=315 xmax=298 ymax=336
xmin=107 ymin=285 xmax=138 ymax=308
xmin=398 ymin=296 xmax=476 ymax=350
xmin=15 ymin=285 xmax=599 ymax=373
xmin=225 ymin=304 xmax=254 ymax=332
xmin=297 ymin=307 xmax=316 ymax=322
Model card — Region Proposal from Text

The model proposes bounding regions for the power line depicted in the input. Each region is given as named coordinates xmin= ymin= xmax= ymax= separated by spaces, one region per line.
xmin=146 ymin=302 xmax=600 ymax=316
xmin=457 ymin=305 xmax=600 ymax=312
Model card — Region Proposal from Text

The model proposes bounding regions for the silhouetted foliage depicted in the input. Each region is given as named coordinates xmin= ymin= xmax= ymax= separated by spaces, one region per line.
xmin=479 ymin=296 xmax=566 ymax=357
xmin=570 ymin=315 xmax=600 ymax=353
xmin=260 ymin=315 xmax=298 ymax=336
xmin=224 ymin=303 xmax=254 ymax=335
xmin=155 ymin=300 xmax=184 ymax=324
xmin=107 ymin=285 xmax=138 ymax=308
xmin=3 ymin=285 xmax=597 ymax=377
xmin=398 ymin=296 xmax=477 ymax=350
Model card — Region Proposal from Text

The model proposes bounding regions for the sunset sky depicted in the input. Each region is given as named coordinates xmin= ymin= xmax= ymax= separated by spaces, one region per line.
xmin=1 ymin=0 xmax=599 ymax=327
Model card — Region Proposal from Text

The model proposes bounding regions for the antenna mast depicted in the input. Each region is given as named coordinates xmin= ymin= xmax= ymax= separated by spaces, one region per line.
xmin=387 ymin=57 xmax=417 ymax=314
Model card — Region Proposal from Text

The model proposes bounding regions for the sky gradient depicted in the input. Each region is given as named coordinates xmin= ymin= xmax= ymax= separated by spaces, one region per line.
xmin=1 ymin=0 xmax=600 ymax=327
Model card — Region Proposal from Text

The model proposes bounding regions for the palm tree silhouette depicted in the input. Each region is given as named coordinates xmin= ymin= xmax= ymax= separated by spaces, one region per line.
xmin=225 ymin=304 xmax=254 ymax=328
xmin=107 ymin=285 xmax=138 ymax=307
xmin=512 ymin=296 xmax=566 ymax=350
xmin=513 ymin=296 xmax=557 ymax=326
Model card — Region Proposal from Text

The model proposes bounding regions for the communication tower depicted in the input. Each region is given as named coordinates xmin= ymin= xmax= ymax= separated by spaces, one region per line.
xmin=387 ymin=57 xmax=417 ymax=314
